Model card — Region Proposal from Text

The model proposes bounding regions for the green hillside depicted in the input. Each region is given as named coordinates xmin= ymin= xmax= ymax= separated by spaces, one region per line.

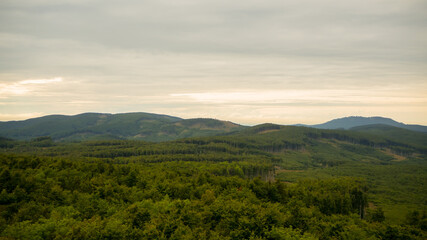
xmin=349 ymin=124 xmax=427 ymax=148
xmin=310 ymin=116 xmax=427 ymax=132
xmin=0 ymin=124 xmax=426 ymax=239
xmin=0 ymin=113 xmax=245 ymax=142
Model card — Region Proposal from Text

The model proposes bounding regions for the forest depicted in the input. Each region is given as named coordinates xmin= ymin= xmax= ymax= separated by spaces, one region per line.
xmin=0 ymin=125 xmax=426 ymax=239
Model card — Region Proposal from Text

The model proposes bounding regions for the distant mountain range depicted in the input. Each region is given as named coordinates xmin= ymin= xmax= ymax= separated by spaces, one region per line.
xmin=0 ymin=112 xmax=244 ymax=142
xmin=0 ymin=113 xmax=425 ymax=142
xmin=306 ymin=116 xmax=427 ymax=133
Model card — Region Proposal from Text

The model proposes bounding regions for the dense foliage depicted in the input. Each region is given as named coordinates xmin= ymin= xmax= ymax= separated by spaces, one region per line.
xmin=0 ymin=125 xmax=426 ymax=239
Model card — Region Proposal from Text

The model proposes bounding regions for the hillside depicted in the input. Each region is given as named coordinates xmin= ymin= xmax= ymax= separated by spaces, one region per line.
xmin=350 ymin=124 xmax=427 ymax=148
xmin=2 ymin=113 xmax=426 ymax=143
xmin=0 ymin=124 xmax=426 ymax=239
xmin=310 ymin=116 xmax=427 ymax=132
xmin=0 ymin=112 xmax=245 ymax=142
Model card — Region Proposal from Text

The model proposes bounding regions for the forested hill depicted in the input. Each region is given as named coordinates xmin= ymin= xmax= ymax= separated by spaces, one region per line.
xmin=350 ymin=124 xmax=427 ymax=148
xmin=2 ymin=113 xmax=427 ymax=142
xmin=0 ymin=112 xmax=245 ymax=142
xmin=309 ymin=116 xmax=427 ymax=132
xmin=0 ymin=124 xmax=426 ymax=239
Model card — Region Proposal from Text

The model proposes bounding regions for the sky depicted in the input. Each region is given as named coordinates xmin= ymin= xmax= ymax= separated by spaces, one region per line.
xmin=0 ymin=0 xmax=426 ymax=125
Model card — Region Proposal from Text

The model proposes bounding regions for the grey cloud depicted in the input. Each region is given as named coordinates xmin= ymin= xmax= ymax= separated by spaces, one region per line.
xmin=1 ymin=0 xmax=426 ymax=59
xmin=0 ymin=0 xmax=426 ymax=123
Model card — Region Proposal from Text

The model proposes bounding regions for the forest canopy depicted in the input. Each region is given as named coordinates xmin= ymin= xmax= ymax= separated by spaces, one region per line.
xmin=0 ymin=125 xmax=426 ymax=239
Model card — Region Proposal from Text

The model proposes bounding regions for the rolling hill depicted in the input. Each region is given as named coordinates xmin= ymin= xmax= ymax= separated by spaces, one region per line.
xmin=309 ymin=116 xmax=427 ymax=132
xmin=350 ymin=124 xmax=427 ymax=148
xmin=1 ymin=119 xmax=426 ymax=238
xmin=0 ymin=112 xmax=245 ymax=142
xmin=2 ymin=113 xmax=427 ymax=144
xmin=1 ymin=122 xmax=426 ymax=225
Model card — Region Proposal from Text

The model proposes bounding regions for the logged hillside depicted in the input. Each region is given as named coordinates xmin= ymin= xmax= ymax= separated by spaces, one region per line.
xmin=2 ymin=124 xmax=426 ymax=217
xmin=2 ymin=113 xmax=426 ymax=143
xmin=1 ymin=118 xmax=427 ymax=239
xmin=1 ymin=123 xmax=427 ymax=239
xmin=350 ymin=124 xmax=427 ymax=148
xmin=0 ymin=113 xmax=245 ymax=142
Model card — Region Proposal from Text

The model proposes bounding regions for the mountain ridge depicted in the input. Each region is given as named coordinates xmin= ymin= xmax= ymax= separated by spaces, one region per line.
xmin=1 ymin=113 xmax=426 ymax=142
xmin=0 ymin=112 xmax=245 ymax=142
xmin=306 ymin=116 xmax=427 ymax=133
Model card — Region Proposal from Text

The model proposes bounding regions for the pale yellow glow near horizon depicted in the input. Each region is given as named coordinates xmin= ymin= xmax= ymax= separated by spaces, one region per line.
xmin=20 ymin=77 xmax=62 ymax=85
xmin=170 ymin=89 xmax=427 ymax=105
xmin=0 ymin=77 xmax=63 ymax=97
xmin=166 ymin=87 xmax=427 ymax=125
xmin=1 ymin=77 xmax=426 ymax=126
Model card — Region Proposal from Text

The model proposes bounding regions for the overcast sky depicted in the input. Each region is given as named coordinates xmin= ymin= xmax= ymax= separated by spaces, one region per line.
xmin=1 ymin=0 xmax=426 ymax=125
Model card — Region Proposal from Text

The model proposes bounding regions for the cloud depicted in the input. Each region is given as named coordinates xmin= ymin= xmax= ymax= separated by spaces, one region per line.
xmin=0 ymin=0 xmax=426 ymax=124
xmin=0 ymin=113 xmax=44 ymax=121
xmin=20 ymin=77 xmax=62 ymax=85
xmin=171 ymin=89 xmax=427 ymax=105
xmin=0 ymin=77 xmax=62 ymax=96
xmin=1 ymin=0 xmax=426 ymax=59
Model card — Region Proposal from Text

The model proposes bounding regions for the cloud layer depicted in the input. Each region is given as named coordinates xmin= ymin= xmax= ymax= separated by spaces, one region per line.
xmin=0 ymin=0 xmax=426 ymax=124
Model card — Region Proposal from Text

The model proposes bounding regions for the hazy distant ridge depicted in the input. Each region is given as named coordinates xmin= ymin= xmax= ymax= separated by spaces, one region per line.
xmin=0 ymin=112 xmax=244 ymax=142
xmin=1 ymin=114 xmax=426 ymax=142
xmin=309 ymin=116 xmax=427 ymax=133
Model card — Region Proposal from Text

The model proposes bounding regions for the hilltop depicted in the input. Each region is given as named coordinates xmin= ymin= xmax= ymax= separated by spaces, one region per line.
xmin=1 ymin=113 xmax=426 ymax=145
xmin=308 ymin=116 xmax=427 ymax=132
xmin=0 ymin=112 xmax=244 ymax=142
